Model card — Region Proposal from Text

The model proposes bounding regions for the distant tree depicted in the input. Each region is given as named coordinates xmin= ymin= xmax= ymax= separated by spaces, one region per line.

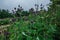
xmin=22 ymin=11 xmax=29 ymax=16
xmin=0 ymin=9 xmax=13 ymax=19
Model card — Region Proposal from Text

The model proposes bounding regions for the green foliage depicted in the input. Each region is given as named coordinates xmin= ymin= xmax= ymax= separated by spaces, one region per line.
xmin=0 ymin=9 xmax=13 ymax=18
xmin=7 ymin=12 xmax=57 ymax=40
xmin=0 ymin=1 xmax=60 ymax=40
xmin=21 ymin=11 xmax=29 ymax=16
xmin=0 ymin=18 xmax=10 ymax=25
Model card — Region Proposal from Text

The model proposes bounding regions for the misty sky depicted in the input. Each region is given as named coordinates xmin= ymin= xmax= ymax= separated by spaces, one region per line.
xmin=0 ymin=0 xmax=50 ymax=11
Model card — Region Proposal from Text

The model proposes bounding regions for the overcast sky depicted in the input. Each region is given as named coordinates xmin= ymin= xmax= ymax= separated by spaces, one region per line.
xmin=0 ymin=0 xmax=50 ymax=11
